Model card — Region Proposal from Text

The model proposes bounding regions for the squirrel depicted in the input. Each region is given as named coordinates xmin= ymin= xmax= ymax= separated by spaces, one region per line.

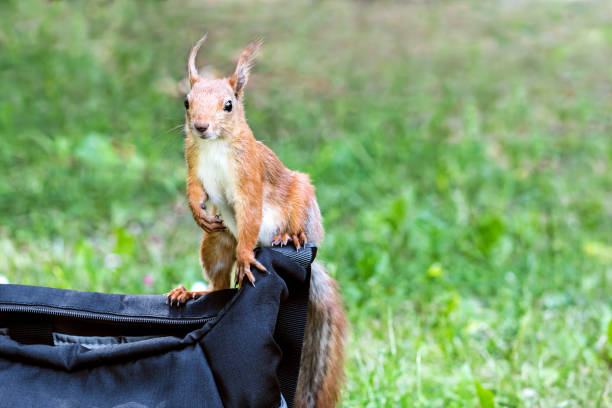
xmin=166 ymin=34 xmax=347 ymax=408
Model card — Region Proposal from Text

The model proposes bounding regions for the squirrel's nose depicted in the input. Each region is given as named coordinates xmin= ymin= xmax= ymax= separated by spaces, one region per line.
xmin=194 ymin=123 xmax=209 ymax=133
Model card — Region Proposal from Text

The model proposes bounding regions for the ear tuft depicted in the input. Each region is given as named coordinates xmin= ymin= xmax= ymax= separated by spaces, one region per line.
xmin=230 ymin=38 xmax=263 ymax=99
xmin=188 ymin=33 xmax=208 ymax=87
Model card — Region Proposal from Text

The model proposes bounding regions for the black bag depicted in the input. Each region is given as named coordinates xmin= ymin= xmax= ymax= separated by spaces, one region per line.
xmin=0 ymin=245 xmax=316 ymax=408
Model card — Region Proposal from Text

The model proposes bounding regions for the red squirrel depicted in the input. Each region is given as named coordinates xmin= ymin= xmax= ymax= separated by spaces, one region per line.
xmin=167 ymin=35 xmax=347 ymax=407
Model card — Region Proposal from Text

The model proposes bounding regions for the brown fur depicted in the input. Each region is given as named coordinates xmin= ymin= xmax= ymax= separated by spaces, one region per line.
xmin=296 ymin=262 xmax=348 ymax=408
xmin=168 ymin=35 xmax=347 ymax=407
xmin=200 ymin=229 xmax=236 ymax=289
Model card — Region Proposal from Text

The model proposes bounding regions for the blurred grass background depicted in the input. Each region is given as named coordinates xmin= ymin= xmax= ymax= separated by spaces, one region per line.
xmin=1 ymin=0 xmax=612 ymax=406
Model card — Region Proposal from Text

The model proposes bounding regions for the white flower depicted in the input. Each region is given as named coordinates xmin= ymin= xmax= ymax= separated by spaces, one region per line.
xmin=522 ymin=388 xmax=537 ymax=399
xmin=104 ymin=253 xmax=122 ymax=269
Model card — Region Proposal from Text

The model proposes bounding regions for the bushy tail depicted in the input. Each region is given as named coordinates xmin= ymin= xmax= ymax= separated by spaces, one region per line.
xmin=295 ymin=261 xmax=348 ymax=408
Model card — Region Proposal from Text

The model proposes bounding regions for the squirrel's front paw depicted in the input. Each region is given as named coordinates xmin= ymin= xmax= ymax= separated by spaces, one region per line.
xmin=194 ymin=211 xmax=226 ymax=233
xmin=235 ymin=255 xmax=267 ymax=288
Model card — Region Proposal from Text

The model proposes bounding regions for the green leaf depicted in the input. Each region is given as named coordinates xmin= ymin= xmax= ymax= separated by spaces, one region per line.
xmin=474 ymin=381 xmax=495 ymax=408
xmin=474 ymin=215 xmax=505 ymax=255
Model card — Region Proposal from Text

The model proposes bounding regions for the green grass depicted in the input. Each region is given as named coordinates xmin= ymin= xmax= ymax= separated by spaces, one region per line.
xmin=1 ymin=0 xmax=612 ymax=406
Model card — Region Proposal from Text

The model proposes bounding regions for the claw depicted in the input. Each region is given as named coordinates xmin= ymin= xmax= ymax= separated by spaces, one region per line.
xmin=272 ymin=232 xmax=291 ymax=247
xmin=273 ymin=231 xmax=307 ymax=250
xmin=291 ymin=234 xmax=301 ymax=250
xmin=235 ymin=255 xmax=266 ymax=288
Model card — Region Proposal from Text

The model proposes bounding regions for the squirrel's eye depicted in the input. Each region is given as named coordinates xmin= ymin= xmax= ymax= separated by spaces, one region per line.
xmin=223 ymin=100 xmax=232 ymax=112
xmin=184 ymin=98 xmax=189 ymax=109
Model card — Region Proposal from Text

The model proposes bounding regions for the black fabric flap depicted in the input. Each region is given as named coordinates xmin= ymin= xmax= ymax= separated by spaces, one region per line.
xmin=0 ymin=246 xmax=317 ymax=408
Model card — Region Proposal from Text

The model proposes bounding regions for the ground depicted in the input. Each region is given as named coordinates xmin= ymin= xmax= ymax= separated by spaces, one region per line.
xmin=0 ymin=1 xmax=611 ymax=406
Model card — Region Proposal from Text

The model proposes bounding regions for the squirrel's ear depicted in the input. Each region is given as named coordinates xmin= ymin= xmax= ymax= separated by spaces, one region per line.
xmin=229 ymin=39 xmax=262 ymax=99
xmin=188 ymin=33 xmax=207 ymax=87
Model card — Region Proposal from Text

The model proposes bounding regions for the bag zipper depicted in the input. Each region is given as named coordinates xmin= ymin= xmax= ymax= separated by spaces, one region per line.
xmin=0 ymin=304 xmax=216 ymax=327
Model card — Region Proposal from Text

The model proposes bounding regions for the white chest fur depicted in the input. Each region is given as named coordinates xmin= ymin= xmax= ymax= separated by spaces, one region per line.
xmin=194 ymin=139 xmax=284 ymax=246
xmin=195 ymin=140 xmax=238 ymax=235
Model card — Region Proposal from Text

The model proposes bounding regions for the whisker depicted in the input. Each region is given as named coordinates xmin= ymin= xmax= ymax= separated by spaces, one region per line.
xmin=166 ymin=124 xmax=185 ymax=134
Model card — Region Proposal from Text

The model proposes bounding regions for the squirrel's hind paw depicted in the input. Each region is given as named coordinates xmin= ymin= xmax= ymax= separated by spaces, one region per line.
xmin=272 ymin=231 xmax=307 ymax=250
xmin=166 ymin=285 xmax=209 ymax=307
xmin=271 ymin=232 xmax=291 ymax=247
